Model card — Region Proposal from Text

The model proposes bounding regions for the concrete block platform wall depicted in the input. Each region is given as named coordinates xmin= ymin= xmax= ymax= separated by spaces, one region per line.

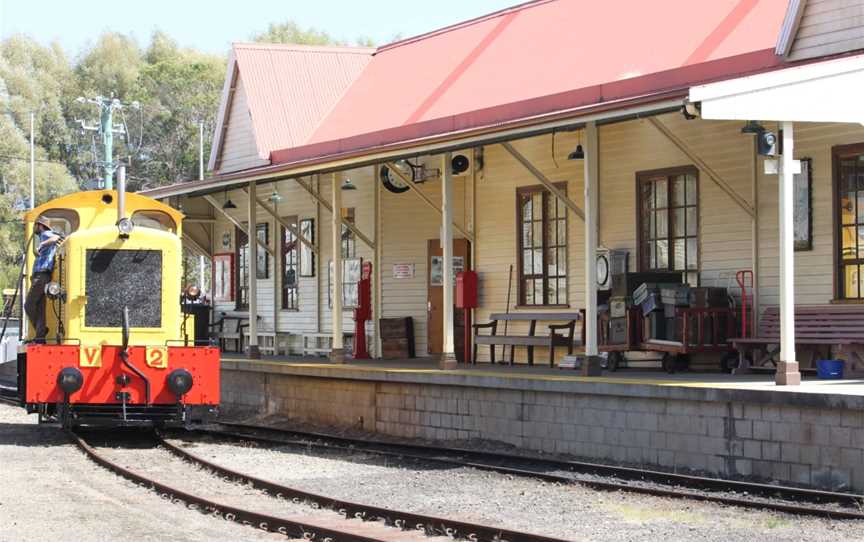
xmin=221 ymin=367 xmax=864 ymax=493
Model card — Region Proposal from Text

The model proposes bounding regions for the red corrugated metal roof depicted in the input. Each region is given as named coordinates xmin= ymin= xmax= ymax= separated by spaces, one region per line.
xmin=266 ymin=0 xmax=786 ymax=165
xmin=227 ymin=43 xmax=373 ymax=160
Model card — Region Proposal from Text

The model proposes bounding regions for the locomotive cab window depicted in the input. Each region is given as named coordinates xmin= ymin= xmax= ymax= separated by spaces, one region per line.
xmin=36 ymin=209 xmax=79 ymax=236
xmin=132 ymin=210 xmax=176 ymax=233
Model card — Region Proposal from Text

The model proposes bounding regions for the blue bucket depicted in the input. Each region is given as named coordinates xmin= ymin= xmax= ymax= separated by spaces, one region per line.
xmin=816 ymin=359 xmax=844 ymax=379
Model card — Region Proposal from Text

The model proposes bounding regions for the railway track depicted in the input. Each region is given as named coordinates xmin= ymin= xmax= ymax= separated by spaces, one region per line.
xmin=199 ymin=421 xmax=864 ymax=521
xmin=69 ymin=429 xmax=570 ymax=542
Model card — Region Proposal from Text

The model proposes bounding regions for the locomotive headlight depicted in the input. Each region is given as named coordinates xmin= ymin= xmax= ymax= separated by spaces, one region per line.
xmin=166 ymin=368 xmax=194 ymax=397
xmin=45 ymin=281 xmax=63 ymax=299
xmin=117 ymin=217 xmax=135 ymax=237
xmin=57 ymin=367 xmax=84 ymax=395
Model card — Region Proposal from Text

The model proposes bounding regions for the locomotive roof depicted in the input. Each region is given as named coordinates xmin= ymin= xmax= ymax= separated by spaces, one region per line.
xmin=24 ymin=190 xmax=184 ymax=232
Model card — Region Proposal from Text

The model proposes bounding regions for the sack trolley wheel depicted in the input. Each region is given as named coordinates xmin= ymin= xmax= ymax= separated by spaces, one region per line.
xmin=607 ymin=351 xmax=622 ymax=372
xmin=662 ymin=353 xmax=677 ymax=374
xmin=720 ymin=351 xmax=738 ymax=374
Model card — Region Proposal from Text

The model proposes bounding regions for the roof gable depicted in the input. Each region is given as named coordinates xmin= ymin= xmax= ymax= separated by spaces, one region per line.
xmin=209 ymin=42 xmax=373 ymax=172
xmin=776 ymin=0 xmax=864 ymax=61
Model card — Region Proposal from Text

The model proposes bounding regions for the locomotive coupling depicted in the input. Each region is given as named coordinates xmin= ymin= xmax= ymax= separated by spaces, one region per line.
xmin=57 ymin=367 xmax=84 ymax=394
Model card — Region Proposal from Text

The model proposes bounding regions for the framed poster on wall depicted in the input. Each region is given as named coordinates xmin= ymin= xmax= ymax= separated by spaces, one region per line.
xmin=213 ymin=253 xmax=234 ymax=302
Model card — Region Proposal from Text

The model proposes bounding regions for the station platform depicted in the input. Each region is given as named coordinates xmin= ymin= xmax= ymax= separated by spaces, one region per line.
xmin=221 ymin=354 xmax=864 ymax=409
xmin=219 ymin=354 xmax=864 ymax=492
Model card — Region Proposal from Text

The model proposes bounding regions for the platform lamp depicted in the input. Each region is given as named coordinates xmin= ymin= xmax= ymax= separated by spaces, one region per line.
xmin=341 ymin=176 xmax=357 ymax=191
xmin=568 ymin=130 xmax=585 ymax=160
xmin=222 ymin=187 xmax=237 ymax=210
xmin=268 ymin=182 xmax=283 ymax=204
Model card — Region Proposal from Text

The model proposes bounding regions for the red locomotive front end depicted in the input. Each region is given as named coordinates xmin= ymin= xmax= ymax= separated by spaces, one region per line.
xmin=23 ymin=344 xmax=219 ymax=426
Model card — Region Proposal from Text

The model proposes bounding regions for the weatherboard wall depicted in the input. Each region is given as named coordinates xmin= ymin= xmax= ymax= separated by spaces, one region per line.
xmin=204 ymin=116 xmax=864 ymax=361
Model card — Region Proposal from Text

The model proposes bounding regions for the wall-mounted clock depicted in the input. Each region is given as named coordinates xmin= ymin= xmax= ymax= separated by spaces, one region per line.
xmin=380 ymin=161 xmax=416 ymax=193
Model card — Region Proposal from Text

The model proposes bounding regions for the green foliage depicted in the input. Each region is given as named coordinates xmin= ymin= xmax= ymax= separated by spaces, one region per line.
xmin=252 ymin=20 xmax=375 ymax=48
xmin=0 ymin=20 xmax=375 ymax=290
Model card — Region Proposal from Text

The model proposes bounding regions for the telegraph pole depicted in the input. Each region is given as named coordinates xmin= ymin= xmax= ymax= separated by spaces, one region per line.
xmin=29 ymin=112 xmax=35 ymax=209
xmin=101 ymin=101 xmax=115 ymax=189
xmin=76 ymin=96 xmax=139 ymax=190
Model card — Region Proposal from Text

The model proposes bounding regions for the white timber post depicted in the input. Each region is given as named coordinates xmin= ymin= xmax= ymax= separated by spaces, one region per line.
xmin=440 ymin=153 xmax=457 ymax=369
xmin=247 ymin=181 xmax=260 ymax=359
xmin=582 ymin=122 xmax=602 ymax=375
xmin=373 ymin=165 xmax=383 ymax=358
xmin=776 ymin=121 xmax=800 ymax=385
xmin=331 ymin=172 xmax=345 ymax=363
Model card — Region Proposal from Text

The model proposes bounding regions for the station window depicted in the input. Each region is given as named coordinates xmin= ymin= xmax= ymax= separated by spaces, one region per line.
xmin=132 ymin=210 xmax=176 ymax=233
xmin=516 ymin=184 xmax=568 ymax=306
xmin=834 ymin=144 xmax=864 ymax=300
xmin=281 ymin=216 xmax=299 ymax=310
xmin=637 ymin=167 xmax=699 ymax=285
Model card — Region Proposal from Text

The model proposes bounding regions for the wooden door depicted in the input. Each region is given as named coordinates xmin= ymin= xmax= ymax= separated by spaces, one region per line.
xmin=427 ymin=239 xmax=471 ymax=357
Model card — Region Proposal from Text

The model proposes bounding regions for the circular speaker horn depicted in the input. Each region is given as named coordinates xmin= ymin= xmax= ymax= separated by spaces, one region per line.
xmin=451 ymin=154 xmax=470 ymax=175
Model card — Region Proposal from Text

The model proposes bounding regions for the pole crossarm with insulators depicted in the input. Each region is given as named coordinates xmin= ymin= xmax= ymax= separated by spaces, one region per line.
xmin=75 ymin=95 xmax=140 ymax=190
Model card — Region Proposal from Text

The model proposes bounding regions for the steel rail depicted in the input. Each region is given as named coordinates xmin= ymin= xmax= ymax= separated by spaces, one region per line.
xmin=207 ymin=423 xmax=864 ymax=521
xmin=157 ymin=431 xmax=570 ymax=542
xmin=67 ymin=430 xmax=389 ymax=542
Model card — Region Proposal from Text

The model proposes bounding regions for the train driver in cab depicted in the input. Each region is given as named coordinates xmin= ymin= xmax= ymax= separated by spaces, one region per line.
xmin=25 ymin=216 xmax=61 ymax=343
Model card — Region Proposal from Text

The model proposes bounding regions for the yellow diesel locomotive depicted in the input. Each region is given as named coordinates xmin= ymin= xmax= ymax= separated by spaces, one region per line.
xmin=14 ymin=187 xmax=219 ymax=427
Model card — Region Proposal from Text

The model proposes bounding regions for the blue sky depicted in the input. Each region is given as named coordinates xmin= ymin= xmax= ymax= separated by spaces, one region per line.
xmin=0 ymin=0 xmax=519 ymax=55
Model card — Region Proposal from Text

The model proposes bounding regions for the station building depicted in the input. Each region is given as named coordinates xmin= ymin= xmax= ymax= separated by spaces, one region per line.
xmin=145 ymin=0 xmax=864 ymax=492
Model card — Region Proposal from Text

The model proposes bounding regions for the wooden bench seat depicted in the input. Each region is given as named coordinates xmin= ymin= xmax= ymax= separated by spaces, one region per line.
xmin=209 ymin=311 xmax=257 ymax=353
xmin=472 ymin=312 xmax=582 ymax=367
xmin=730 ymin=305 xmax=864 ymax=374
